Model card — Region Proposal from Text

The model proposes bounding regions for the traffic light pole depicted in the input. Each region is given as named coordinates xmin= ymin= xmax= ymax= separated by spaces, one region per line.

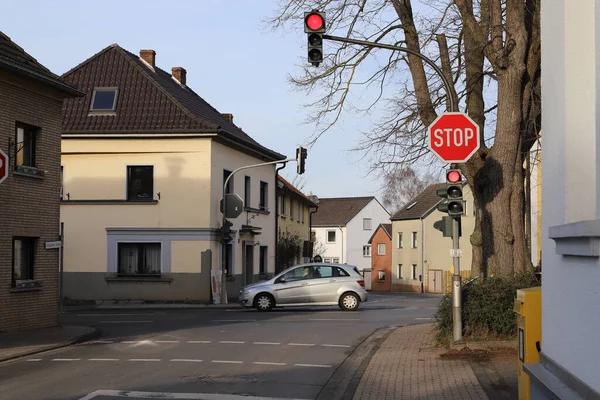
xmin=451 ymin=216 xmax=463 ymax=342
xmin=322 ymin=34 xmax=456 ymax=113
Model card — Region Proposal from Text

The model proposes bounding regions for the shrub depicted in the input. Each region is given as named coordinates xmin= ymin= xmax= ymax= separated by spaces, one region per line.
xmin=434 ymin=271 xmax=540 ymax=343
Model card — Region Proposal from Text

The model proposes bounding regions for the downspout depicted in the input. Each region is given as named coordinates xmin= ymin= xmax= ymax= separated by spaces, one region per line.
xmin=309 ymin=205 xmax=318 ymax=261
xmin=338 ymin=225 xmax=344 ymax=263
xmin=274 ymin=164 xmax=286 ymax=273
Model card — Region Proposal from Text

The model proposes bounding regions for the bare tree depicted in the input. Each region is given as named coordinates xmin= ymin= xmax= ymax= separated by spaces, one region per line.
xmin=267 ymin=0 xmax=540 ymax=277
xmin=382 ymin=166 xmax=439 ymax=214
xmin=277 ymin=230 xmax=303 ymax=272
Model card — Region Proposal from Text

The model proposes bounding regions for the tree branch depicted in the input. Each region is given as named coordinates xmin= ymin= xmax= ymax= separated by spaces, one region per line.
xmin=436 ymin=33 xmax=460 ymax=112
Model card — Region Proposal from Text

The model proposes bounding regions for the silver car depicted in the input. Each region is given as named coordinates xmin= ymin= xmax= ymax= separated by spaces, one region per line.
xmin=239 ymin=263 xmax=368 ymax=311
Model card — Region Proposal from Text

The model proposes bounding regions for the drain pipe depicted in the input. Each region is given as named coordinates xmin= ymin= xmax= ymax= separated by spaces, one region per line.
xmin=338 ymin=225 xmax=344 ymax=263
xmin=309 ymin=205 xmax=319 ymax=261
xmin=274 ymin=163 xmax=287 ymax=273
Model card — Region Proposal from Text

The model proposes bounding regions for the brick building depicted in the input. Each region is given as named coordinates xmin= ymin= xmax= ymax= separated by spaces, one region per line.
xmin=0 ymin=32 xmax=83 ymax=332
xmin=368 ymin=223 xmax=392 ymax=292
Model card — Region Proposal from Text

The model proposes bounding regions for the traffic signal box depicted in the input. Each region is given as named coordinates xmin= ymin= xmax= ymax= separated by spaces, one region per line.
xmin=304 ymin=11 xmax=326 ymax=66
xmin=514 ymin=286 xmax=542 ymax=400
xmin=297 ymin=146 xmax=307 ymax=174
xmin=434 ymin=167 xmax=464 ymax=236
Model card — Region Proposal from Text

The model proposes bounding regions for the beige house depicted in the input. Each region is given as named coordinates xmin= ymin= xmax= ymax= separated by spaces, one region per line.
xmin=59 ymin=45 xmax=284 ymax=303
xmin=390 ymin=183 xmax=475 ymax=293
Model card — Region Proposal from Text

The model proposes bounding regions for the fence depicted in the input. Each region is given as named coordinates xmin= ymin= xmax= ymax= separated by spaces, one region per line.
xmin=443 ymin=270 xmax=472 ymax=293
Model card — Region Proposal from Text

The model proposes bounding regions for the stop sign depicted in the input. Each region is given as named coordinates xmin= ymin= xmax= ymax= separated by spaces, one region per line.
xmin=0 ymin=148 xmax=8 ymax=184
xmin=427 ymin=112 xmax=481 ymax=163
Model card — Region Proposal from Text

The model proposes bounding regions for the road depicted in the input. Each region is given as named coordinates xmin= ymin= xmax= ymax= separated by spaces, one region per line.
xmin=0 ymin=293 xmax=441 ymax=400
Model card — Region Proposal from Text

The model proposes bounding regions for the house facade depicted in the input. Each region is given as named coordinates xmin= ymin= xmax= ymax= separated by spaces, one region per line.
xmin=390 ymin=183 xmax=475 ymax=293
xmin=0 ymin=32 xmax=83 ymax=331
xmin=276 ymin=176 xmax=318 ymax=271
xmin=60 ymin=45 xmax=284 ymax=304
xmin=311 ymin=197 xmax=390 ymax=271
xmin=368 ymin=223 xmax=392 ymax=292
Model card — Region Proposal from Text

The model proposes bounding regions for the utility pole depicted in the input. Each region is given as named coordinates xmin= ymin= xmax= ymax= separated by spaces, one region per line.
xmin=451 ymin=216 xmax=462 ymax=341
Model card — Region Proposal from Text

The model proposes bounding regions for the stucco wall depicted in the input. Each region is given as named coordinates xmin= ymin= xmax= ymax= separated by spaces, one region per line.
xmin=346 ymin=200 xmax=390 ymax=270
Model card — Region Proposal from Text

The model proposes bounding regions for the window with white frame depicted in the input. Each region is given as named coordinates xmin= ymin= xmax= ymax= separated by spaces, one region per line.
xmin=301 ymin=204 xmax=305 ymax=223
xmin=118 ymin=243 xmax=161 ymax=275
xmin=378 ymin=270 xmax=386 ymax=280
xmin=127 ymin=166 xmax=154 ymax=201
xmin=412 ymin=264 xmax=418 ymax=280
xmin=290 ymin=198 xmax=294 ymax=220
xmin=363 ymin=245 xmax=371 ymax=257
xmin=363 ymin=218 xmax=372 ymax=230
xmin=377 ymin=243 xmax=386 ymax=255
xmin=396 ymin=264 xmax=402 ymax=279
xmin=397 ymin=232 xmax=403 ymax=248
xmin=332 ymin=258 xmax=340 ymax=263
xmin=259 ymin=181 xmax=268 ymax=211
xmin=411 ymin=232 xmax=417 ymax=248
xmin=297 ymin=202 xmax=301 ymax=223
xmin=327 ymin=230 xmax=336 ymax=243
xmin=280 ymin=195 xmax=286 ymax=216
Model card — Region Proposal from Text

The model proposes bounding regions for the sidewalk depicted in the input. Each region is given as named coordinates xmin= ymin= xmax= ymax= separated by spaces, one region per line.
xmin=63 ymin=300 xmax=242 ymax=311
xmin=0 ymin=325 xmax=100 ymax=363
xmin=352 ymin=323 xmax=490 ymax=400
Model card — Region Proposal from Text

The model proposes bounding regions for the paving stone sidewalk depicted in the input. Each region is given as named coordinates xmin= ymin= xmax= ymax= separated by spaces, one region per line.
xmin=353 ymin=323 xmax=489 ymax=400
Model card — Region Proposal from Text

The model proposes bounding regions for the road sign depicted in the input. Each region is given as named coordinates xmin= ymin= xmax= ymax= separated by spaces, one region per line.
xmin=222 ymin=193 xmax=244 ymax=219
xmin=0 ymin=148 xmax=8 ymax=184
xmin=45 ymin=241 xmax=62 ymax=249
xmin=427 ymin=112 xmax=481 ymax=163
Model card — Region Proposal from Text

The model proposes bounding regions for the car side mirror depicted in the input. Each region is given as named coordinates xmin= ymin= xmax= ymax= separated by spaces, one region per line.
xmin=277 ymin=277 xmax=286 ymax=284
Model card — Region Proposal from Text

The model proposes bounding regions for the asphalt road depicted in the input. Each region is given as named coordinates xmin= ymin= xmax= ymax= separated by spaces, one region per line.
xmin=0 ymin=292 xmax=441 ymax=400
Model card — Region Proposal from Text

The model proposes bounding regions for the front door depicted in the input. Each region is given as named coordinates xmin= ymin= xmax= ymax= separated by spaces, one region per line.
xmin=272 ymin=266 xmax=311 ymax=304
xmin=428 ymin=269 xmax=443 ymax=293
xmin=244 ymin=245 xmax=254 ymax=285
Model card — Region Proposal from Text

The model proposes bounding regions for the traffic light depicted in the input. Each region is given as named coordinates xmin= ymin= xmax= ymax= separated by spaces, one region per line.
xmin=304 ymin=11 xmax=326 ymax=66
xmin=221 ymin=219 xmax=234 ymax=243
xmin=436 ymin=168 xmax=464 ymax=217
xmin=296 ymin=146 xmax=307 ymax=174
xmin=433 ymin=216 xmax=461 ymax=237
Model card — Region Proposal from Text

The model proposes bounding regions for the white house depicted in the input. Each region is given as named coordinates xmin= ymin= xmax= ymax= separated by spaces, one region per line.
xmin=311 ymin=196 xmax=390 ymax=271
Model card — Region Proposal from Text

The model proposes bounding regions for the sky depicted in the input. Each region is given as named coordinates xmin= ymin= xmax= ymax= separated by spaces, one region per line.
xmin=0 ymin=0 xmax=431 ymax=200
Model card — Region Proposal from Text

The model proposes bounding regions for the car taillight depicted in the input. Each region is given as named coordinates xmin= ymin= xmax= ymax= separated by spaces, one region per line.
xmin=357 ymin=280 xmax=365 ymax=287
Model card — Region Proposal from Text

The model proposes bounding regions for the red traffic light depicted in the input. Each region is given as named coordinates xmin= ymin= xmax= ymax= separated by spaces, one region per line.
xmin=306 ymin=13 xmax=324 ymax=31
xmin=447 ymin=170 xmax=461 ymax=183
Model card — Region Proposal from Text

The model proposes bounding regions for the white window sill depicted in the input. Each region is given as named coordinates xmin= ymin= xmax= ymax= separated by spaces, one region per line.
xmin=549 ymin=219 xmax=600 ymax=257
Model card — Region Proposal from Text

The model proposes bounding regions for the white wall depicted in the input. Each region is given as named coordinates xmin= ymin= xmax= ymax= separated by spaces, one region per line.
xmin=541 ymin=0 xmax=600 ymax=393
xmin=346 ymin=199 xmax=390 ymax=270
xmin=312 ymin=226 xmax=345 ymax=262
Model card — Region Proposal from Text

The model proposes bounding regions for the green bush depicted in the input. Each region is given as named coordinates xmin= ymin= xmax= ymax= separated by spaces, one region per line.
xmin=434 ymin=271 xmax=540 ymax=343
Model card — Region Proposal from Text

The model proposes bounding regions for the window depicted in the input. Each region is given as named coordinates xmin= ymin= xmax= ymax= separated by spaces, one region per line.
xmin=290 ymin=198 xmax=295 ymax=220
xmin=280 ymin=195 xmax=286 ymax=216
xmin=60 ymin=165 xmax=64 ymax=200
xmin=117 ymin=243 xmax=161 ymax=275
xmin=363 ymin=218 xmax=372 ymax=230
xmin=301 ymin=204 xmax=305 ymax=223
xmin=311 ymin=231 xmax=316 ymax=242
xmin=335 ymin=267 xmax=350 ymax=277
xmin=15 ymin=123 xmax=38 ymax=168
xmin=244 ymin=176 xmax=251 ymax=207
xmin=127 ymin=166 xmax=154 ymax=201
xmin=412 ymin=264 xmax=418 ymax=280
xmin=312 ymin=265 xmax=333 ymax=278
xmin=12 ymin=237 xmax=36 ymax=283
xmin=90 ymin=87 xmax=118 ymax=111
xmin=224 ymin=243 xmax=233 ymax=276
xmin=282 ymin=266 xmax=310 ymax=281
xmin=411 ymin=232 xmax=418 ymax=248
xmin=378 ymin=270 xmax=386 ymax=280
xmin=363 ymin=245 xmax=371 ymax=257
xmin=377 ymin=243 xmax=386 ymax=255
xmin=324 ymin=258 xmax=332 ymax=263
xmin=397 ymin=232 xmax=403 ymax=248
xmin=298 ymin=202 xmax=302 ymax=223
xmin=259 ymin=181 xmax=268 ymax=211
xmin=396 ymin=264 xmax=402 ymax=279
xmin=259 ymin=246 xmax=268 ymax=274
xmin=332 ymin=258 xmax=340 ymax=263
xmin=327 ymin=230 xmax=336 ymax=243
xmin=223 ymin=170 xmax=233 ymax=195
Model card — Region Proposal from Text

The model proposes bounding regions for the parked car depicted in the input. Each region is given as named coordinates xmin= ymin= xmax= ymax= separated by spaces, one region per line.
xmin=239 ymin=263 xmax=368 ymax=311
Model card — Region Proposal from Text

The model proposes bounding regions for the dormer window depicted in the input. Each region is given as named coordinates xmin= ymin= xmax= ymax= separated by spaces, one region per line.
xmin=90 ymin=87 xmax=118 ymax=112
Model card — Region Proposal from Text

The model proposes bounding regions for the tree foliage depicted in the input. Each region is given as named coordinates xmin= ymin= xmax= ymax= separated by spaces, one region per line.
xmin=381 ymin=166 xmax=439 ymax=215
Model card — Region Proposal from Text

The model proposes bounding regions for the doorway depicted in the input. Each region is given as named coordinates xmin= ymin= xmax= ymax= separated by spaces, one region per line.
xmin=244 ymin=244 xmax=254 ymax=285
xmin=428 ymin=269 xmax=443 ymax=293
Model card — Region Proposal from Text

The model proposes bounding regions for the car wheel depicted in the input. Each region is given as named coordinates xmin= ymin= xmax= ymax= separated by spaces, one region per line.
xmin=255 ymin=293 xmax=274 ymax=312
xmin=339 ymin=292 xmax=360 ymax=311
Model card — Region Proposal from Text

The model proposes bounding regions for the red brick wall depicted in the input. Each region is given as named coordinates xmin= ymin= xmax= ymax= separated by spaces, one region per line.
xmin=370 ymin=229 xmax=391 ymax=292
xmin=0 ymin=77 xmax=65 ymax=332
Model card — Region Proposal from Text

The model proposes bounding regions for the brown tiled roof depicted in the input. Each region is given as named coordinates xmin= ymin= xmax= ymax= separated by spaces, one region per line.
xmin=0 ymin=31 xmax=83 ymax=96
xmin=391 ymin=183 xmax=445 ymax=221
xmin=60 ymin=44 xmax=283 ymax=161
xmin=312 ymin=197 xmax=375 ymax=227
xmin=368 ymin=223 xmax=392 ymax=244
xmin=277 ymin=176 xmax=317 ymax=207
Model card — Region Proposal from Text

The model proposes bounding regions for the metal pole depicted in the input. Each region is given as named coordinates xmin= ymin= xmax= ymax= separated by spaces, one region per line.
xmin=323 ymin=35 xmax=456 ymax=112
xmin=452 ymin=217 xmax=463 ymax=341
xmin=59 ymin=222 xmax=64 ymax=314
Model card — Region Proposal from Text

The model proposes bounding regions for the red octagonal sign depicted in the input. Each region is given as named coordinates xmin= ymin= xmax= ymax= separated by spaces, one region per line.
xmin=427 ymin=112 xmax=481 ymax=163
xmin=0 ymin=148 xmax=7 ymax=185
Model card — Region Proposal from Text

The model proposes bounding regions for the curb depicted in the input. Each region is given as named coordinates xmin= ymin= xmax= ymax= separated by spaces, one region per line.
xmin=0 ymin=327 xmax=102 ymax=364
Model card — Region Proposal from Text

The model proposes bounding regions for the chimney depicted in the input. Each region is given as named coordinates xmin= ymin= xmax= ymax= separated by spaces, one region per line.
xmin=172 ymin=67 xmax=187 ymax=85
xmin=222 ymin=113 xmax=233 ymax=123
xmin=139 ymin=50 xmax=156 ymax=68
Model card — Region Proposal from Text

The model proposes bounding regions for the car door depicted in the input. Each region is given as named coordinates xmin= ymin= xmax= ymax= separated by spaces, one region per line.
xmin=272 ymin=266 xmax=312 ymax=304
xmin=307 ymin=265 xmax=340 ymax=304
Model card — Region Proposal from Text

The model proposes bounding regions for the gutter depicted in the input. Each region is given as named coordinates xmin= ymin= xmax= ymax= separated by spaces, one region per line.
xmin=0 ymin=60 xmax=85 ymax=97
xmin=339 ymin=225 xmax=345 ymax=264
xmin=309 ymin=205 xmax=319 ymax=260
xmin=274 ymin=165 xmax=287 ymax=272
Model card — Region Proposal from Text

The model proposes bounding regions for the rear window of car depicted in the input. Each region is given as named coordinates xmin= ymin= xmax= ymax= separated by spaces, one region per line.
xmin=353 ymin=267 xmax=361 ymax=275
xmin=335 ymin=267 xmax=350 ymax=277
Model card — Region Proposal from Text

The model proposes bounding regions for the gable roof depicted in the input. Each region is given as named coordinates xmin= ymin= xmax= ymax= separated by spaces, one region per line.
xmin=277 ymin=176 xmax=318 ymax=208
xmin=60 ymin=44 xmax=283 ymax=161
xmin=312 ymin=197 xmax=376 ymax=227
xmin=368 ymin=223 xmax=392 ymax=244
xmin=391 ymin=183 xmax=446 ymax=221
xmin=0 ymin=31 xmax=83 ymax=96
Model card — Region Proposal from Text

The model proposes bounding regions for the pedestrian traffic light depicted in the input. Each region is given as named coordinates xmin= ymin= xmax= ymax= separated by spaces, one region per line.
xmin=221 ymin=219 xmax=234 ymax=243
xmin=304 ymin=11 xmax=326 ymax=66
xmin=296 ymin=146 xmax=307 ymax=174
xmin=436 ymin=168 xmax=464 ymax=217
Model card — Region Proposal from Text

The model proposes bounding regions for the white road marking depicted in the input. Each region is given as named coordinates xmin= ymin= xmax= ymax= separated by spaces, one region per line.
xmin=219 ymin=340 xmax=245 ymax=344
xmin=89 ymin=358 xmax=120 ymax=361
xmin=321 ymin=344 xmax=351 ymax=348
xmin=254 ymin=361 xmax=287 ymax=366
xmin=253 ymin=342 xmax=280 ymax=345
xmin=78 ymin=390 xmax=313 ymax=400
xmin=128 ymin=358 xmax=161 ymax=362
xmin=212 ymin=319 xmax=256 ymax=322
xmin=155 ymin=340 xmax=179 ymax=343
xmin=26 ymin=359 xmax=42 ymax=362
xmin=425 ymin=307 xmax=438 ymax=310
xmin=122 ymin=341 xmax=139 ymax=344
xmin=415 ymin=317 xmax=434 ymax=320
xmin=308 ymin=318 xmax=360 ymax=321
xmin=170 ymin=359 xmax=203 ymax=363
xmin=52 ymin=358 xmax=80 ymax=361
xmin=294 ymin=363 xmax=332 ymax=368
xmin=188 ymin=340 xmax=211 ymax=344
xmin=91 ymin=340 xmax=114 ymax=344
xmin=212 ymin=360 xmax=243 ymax=364
xmin=77 ymin=313 xmax=165 ymax=316
xmin=404 ymin=306 xmax=419 ymax=310
xmin=100 ymin=320 xmax=153 ymax=324
xmin=288 ymin=343 xmax=315 ymax=346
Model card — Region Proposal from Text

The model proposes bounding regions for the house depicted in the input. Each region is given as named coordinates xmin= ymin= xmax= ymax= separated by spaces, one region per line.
xmin=390 ymin=183 xmax=475 ymax=293
xmin=0 ymin=32 xmax=83 ymax=331
xmin=368 ymin=223 xmax=392 ymax=292
xmin=311 ymin=197 xmax=390 ymax=271
xmin=276 ymin=176 xmax=318 ymax=271
xmin=59 ymin=45 xmax=285 ymax=304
